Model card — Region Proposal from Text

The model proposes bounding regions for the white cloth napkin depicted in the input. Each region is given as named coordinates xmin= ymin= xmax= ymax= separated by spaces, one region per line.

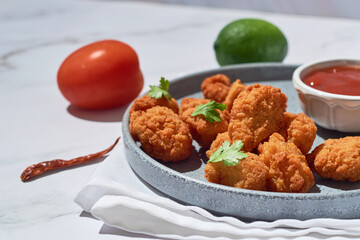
xmin=75 ymin=139 xmax=360 ymax=240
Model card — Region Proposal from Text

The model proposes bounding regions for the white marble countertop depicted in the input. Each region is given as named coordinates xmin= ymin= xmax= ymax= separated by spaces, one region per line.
xmin=1 ymin=0 xmax=360 ymax=239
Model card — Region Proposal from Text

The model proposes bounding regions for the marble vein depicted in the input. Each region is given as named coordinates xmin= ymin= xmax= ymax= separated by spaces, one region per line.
xmin=0 ymin=38 xmax=80 ymax=70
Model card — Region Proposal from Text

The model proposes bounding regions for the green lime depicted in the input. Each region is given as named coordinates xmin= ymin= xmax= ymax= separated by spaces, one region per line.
xmin=214 ymin=18 xmax=288 ymax=66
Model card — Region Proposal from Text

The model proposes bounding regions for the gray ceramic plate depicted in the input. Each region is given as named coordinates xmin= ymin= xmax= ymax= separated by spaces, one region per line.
xmin=122 ymin=63 xmax=360 ymax=221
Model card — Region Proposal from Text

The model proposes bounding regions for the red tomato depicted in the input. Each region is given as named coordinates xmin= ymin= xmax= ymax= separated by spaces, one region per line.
xmin=57 ymin=40 xmax=144 ymax=110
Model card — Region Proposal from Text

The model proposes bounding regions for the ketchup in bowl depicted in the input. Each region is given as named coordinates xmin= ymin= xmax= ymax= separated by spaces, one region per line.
xmin=302 ymin=65 xmax=360 ymax=96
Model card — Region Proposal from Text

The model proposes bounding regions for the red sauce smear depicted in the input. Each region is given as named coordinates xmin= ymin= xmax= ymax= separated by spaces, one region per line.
xmin=303 ymin=65 xmax=360 ymax=96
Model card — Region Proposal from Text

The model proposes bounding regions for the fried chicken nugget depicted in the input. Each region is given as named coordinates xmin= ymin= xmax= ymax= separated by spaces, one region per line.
xmin=204 ymin=152 xmax=269 ymax=191
xmin=307 ymin=137 xmax=360 ymax=182
xmin=129 ymin=106 xmax=192 ymax=162
xmin=278 ymin=112 xmax=317 ymax=154
xmin=229 ymin=84 xmax=287 ymax=152
xmin=206 ymin=132 xmax=231 ymax=158
xmin=179 ymin=98 xmax=229 ymax=148
xmin=258 ymin=133 xmax=314 ymax=193
xmin=222 ymin=79 xmax=246 ymax=111
xmin=129 ymin=94 xmax=179 ymax=115
xmin=201 ymin=74 xmax=230 ymax=103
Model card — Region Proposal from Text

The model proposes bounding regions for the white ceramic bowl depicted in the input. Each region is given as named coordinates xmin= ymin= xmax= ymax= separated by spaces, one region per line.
xmin=292 ymin=59 xmax=360 ymax=132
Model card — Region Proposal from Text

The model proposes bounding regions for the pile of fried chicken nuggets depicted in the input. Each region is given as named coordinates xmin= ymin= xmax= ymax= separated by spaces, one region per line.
xmin=129 ymin=74 xmax=360 ymax=193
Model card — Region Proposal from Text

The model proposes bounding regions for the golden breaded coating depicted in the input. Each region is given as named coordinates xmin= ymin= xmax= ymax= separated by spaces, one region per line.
xmin=229 ymin=84 xmax=287 ymax=152
xmin=307 ymin=137 xmax=360 ymax=182
xmin=179 ymin=98 xmax=229 ymax=148
xmin=206 ymin=132 xmax=231 ymax=158
xmin=179 ymin=97 xmax=202 ymax=115
xmin=201 ymin=74 xmax=230 ymax=103
xmin=204 ymin=153 xmax=269 ymax=191
xmin=129 ymin=106 xmax=192 ymax=162
xmin=278 ymin=112 xmax=317 ymax=154
xmin=222 ymin=79 xmax=246 ymax=111
xmin=258 ymin=133 xmax=314 ymax=193
xmin=129 ymin=94 xmax=179 ymax=115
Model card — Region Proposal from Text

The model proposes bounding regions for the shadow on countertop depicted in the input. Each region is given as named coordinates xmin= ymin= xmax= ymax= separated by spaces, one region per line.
xmin=67 ymin=104 xmax=129 ymax=122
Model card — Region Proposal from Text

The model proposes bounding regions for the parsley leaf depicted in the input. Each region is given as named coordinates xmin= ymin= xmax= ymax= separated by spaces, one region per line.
xmin=191 ymin=100 xmax=227 ymax=123
xmin=148 ymin=77 xmax=172 ymax=100
xmin=208 ymin=140 xmax=248 ymax=167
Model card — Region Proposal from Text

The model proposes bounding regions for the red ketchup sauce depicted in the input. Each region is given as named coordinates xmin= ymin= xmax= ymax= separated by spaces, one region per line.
xmin=302 ymin=65 xmax=360 ymax=96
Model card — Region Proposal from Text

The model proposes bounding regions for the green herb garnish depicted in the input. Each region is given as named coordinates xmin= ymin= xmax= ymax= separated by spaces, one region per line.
xmin=191 ymin=100 xmax=226 ymax=123
xmin=208 ymin=140 xmax=248 ymax=167
xmin=148 ymin=77 xmax=172 ymax=100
